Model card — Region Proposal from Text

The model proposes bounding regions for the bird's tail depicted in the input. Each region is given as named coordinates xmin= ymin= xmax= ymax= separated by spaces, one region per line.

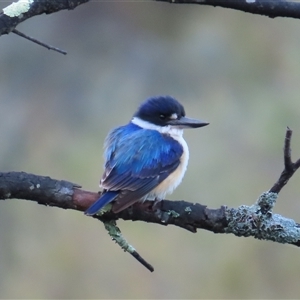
xmin=84 ymin=191 xmax=119 ymax=216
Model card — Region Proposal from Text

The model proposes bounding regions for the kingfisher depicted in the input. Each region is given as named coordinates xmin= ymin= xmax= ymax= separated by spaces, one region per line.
xmin=85 ymin=96 xmax=209 ymax=215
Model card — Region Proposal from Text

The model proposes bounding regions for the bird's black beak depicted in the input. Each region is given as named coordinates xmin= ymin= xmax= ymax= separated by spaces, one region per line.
xmin=167 ymin=116 xmax=209 ymax=129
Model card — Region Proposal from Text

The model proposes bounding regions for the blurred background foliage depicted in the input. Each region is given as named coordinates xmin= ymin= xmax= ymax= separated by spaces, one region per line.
xmin=1 ymin=1 xmax=300 ymax=298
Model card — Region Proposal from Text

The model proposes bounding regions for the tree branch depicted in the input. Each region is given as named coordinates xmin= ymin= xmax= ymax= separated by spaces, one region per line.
xmin=1 ymin=128 xmax=300 ymax=247
xmin=157 ymin=0 xmax=300 ymax=19
xmin=1 ymin=128 xmax=300 ymax=271
xmin=1 ymin=0 xmax=300 ymax=44
xmin=0 ymin=0 xmax=90 ymax=36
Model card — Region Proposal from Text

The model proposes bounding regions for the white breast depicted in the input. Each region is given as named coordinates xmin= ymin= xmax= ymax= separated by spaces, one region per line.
xmin=150 ymin=134 xmax=189 ymax=200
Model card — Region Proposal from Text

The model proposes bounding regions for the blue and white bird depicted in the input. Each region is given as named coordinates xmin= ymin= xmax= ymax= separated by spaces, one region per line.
xmin=85 ymin=96 xmax=209 ymax=215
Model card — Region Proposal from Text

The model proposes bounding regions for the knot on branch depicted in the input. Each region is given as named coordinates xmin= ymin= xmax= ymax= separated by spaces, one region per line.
xmin=225 ymin=192 xmax=278 ymax=239
xmin=256 ymin=192 xmax=278 ymax=214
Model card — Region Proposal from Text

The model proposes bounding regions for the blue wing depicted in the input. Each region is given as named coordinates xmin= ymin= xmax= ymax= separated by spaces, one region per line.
xmin=85 ymin=123 xmax=183 ymax=215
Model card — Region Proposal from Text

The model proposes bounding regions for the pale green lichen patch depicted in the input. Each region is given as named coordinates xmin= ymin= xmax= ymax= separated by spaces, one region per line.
xmin=256 ymin=191 xmax=278 ymax=212
xmin=95 ymin=203 xmax=112 ymax=216
xmin=104 ymin=220 xmax=135 ymax=253
xmin=168 ymin=210 xmax=180 ymax=218
xmin=225 ymin=191 xmax=300 ymax=244
xmin=3 ymin=0 xmax=33 ymax=18
xmin=185 ymin=206 xmax=192 ymax=214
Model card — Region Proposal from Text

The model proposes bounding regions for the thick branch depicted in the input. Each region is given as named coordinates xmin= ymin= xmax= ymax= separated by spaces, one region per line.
xmin=0 ymin=171 xmax=227 ymax=233
xmin=157 ymin=0 xmax=300 ymax=19
xmin=1 ymin=0 xmax=300 ymax=41
xmin=1 ymin=129 xmax=300 ymax=248
xmin=0 ymin=172 xmax=299 ymax=247
xmin=0 ymin=0 xmax=90 ymax=36
xmin=0 ymin=172 xmax=82 ymax=209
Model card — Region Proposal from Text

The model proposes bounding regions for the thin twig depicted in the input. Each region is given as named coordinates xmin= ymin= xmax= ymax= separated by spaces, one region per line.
xmin=130 ymin=251 xmax=154 ymax=272
xmin=104 ymin=220 xmax=154 ymax=272
xmin=12 ymin=29 xmax=67 ymax=55
xmin=269 ymin=127 xmax=300 ymax=194
xmin=284 ymin=127 xmax=293 ymax=170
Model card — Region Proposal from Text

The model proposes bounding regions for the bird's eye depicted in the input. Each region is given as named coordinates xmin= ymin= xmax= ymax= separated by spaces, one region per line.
xmin=159 ymin=114 xmax=166 ymax=120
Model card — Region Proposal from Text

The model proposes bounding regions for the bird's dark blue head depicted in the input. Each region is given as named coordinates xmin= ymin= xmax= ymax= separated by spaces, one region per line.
xmin=133 ymin=96 xmax=209 ymax=129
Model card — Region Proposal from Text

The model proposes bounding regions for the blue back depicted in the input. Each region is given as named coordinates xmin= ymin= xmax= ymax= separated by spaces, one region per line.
xmin=104 ymin=122 xmax=183 ymax=178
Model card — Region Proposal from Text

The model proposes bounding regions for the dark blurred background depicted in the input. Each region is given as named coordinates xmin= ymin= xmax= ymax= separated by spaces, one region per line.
xmin=1 ymin=1 xmax=300 ymax=298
